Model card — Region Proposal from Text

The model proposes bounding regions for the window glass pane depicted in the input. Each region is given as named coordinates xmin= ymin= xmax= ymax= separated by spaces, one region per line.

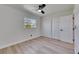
xmin=24 ymin=18 xmax=36 ymax=29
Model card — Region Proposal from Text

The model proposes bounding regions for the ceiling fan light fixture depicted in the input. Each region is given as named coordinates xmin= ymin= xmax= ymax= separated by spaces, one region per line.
xmin=38 ymin=9 xmax=42 ymax=12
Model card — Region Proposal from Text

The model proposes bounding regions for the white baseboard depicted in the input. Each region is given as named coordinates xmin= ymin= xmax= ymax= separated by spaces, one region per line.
xmin=0 ymin=35 xmax=40 ymax=49
xmin=42 ymin=36 xmax=73 ymax=44
xmin=0 ymin=35 xmax=73 ymax=49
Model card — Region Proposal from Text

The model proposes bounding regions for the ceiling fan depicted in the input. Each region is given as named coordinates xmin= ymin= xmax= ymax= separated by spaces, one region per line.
xmin=37 ymin=4 xmax=46 ymax=14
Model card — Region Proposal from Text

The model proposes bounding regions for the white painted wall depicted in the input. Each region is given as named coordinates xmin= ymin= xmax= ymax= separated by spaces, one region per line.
xmin=41 ymin=11 xmax=73 ymax=43
xmin=41 ymin=16 xmax=52 ymax=38
xmin=0 ymin=5 xmax=41 ymax=49
xmin=74 ymin=5 xmax=79 ymax=54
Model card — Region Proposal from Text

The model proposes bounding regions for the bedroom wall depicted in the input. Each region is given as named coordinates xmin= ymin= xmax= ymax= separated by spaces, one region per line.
xmin=73 ymin=5 xmax=79 ymax=54
xmin=0 ymin=5 xmax=41 ymax=49
xmin=40 ymin=16 xmax=52 ymax=38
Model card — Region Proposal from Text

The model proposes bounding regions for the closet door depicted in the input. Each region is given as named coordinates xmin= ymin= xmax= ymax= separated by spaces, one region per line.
xmin=52 ymin=17 xmax=60 ymax=39
xmin=59 ymin=15 xmax=73 ymax=43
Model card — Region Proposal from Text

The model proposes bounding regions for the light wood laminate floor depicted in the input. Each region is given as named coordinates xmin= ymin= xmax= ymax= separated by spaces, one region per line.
xmin=0 ymin=36 xmax=74 ymax=54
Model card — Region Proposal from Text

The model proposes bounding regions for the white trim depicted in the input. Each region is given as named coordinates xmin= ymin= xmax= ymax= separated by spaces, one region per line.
xmin=0 ymin=35 xmax=40 ymax=49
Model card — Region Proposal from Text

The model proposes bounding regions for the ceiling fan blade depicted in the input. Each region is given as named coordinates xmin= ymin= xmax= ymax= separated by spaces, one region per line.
xmin=41 ymin=10 xmax=45 ymax=14
xmin=39 ymin=4 xmax=46 ymax=9
xmin=42 ymin=4 xmax=46 ymax=8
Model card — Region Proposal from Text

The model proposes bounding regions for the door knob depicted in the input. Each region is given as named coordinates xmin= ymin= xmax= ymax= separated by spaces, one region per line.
xmin=60 ymin=29 xmax=63 ymax=31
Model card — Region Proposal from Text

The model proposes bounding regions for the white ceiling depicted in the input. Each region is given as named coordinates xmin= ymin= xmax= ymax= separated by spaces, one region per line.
xmin=6 ymin=4 xmax=74 ymax=16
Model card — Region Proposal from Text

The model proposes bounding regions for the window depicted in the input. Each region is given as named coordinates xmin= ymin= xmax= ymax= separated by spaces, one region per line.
xmin=24 ymin=18 xmax=36 ymax=29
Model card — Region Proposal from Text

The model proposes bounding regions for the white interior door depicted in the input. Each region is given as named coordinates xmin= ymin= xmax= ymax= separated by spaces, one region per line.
xmin=59 ymin=15 xmax=73 ymax=43
xmin=52 ymin=17 xmax=60 ymax=39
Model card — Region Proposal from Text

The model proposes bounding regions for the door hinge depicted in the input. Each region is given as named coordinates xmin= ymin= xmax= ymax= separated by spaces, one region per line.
xmin=73 ymin=26 xmax=76 ymax=30
xmin=73 ymin=16 xmax=74 ymax=20
xmin=73 ymin=27 xmax=74 ymax=30
xmin=73 ymin=39 xmax=75 ymax=42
